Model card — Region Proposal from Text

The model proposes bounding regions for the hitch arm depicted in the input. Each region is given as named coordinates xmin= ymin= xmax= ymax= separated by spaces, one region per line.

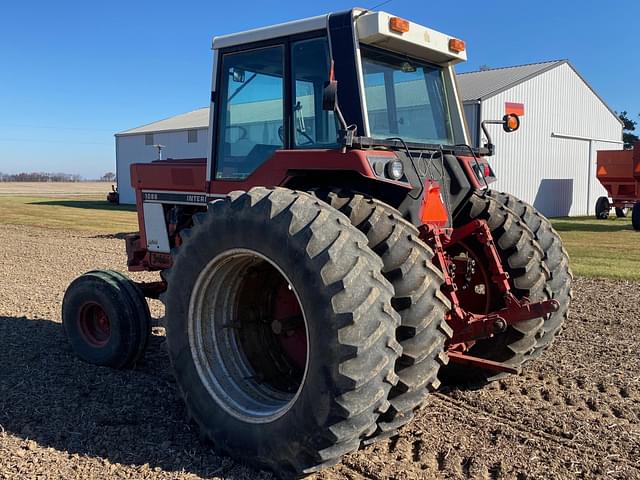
xmin=450 ymin=294 xmax=560 ymax=344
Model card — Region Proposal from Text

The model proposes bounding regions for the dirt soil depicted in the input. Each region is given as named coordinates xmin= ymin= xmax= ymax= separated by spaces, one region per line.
xmin=0 ymin=224 xmax=638 ymax=480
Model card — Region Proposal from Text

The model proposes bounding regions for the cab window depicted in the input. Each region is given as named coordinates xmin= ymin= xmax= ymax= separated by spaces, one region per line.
xmin=215 ymin=45 xmax=284 ymax=179
xmin=291 ymin=37 xmax=338 ymax=148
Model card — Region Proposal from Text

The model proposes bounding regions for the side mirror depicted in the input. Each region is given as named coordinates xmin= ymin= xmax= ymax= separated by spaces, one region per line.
xmin=502 ymin=113 xmax=520 ymax=133
xmin=232 ymin=68 xmax=245 ymax=83
xmin=322 ymin=80 xmax=338 ymax=111
xmin=481 ymin=114 xmax=521 ymax=156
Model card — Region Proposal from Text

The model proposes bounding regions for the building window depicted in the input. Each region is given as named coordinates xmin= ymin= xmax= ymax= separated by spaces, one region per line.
xmin=188 ymin=129 xmax=198 ymax=143
xmin=145 ymin=133 xmax=154 ymax=145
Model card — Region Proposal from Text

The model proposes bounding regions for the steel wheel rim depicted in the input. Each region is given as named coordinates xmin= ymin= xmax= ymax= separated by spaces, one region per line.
xmin=188 ymin=248 xmax=309 ymax=424
xmin=78 ymin=301 xmax=111 ymax=347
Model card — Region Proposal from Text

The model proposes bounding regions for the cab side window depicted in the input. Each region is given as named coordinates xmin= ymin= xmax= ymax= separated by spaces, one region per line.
xmin=291 ymin=38 xmax=338 ymax=148
xmin=215 ymin=46 xmax=284 ymax=179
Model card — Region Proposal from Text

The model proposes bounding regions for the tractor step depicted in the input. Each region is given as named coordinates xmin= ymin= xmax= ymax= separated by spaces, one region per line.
xmin=447 ymin=351 xmax=520 ymax=374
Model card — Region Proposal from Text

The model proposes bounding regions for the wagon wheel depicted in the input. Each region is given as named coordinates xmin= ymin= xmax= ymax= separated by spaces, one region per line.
xmin=595 ymin=196 xmax=610 ymax=219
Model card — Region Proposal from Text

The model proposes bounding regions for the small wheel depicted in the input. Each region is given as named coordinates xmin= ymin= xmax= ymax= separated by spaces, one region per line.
xmin=633 ymin=203 xmax=640 ymax=231
xmin=62 ymin=270 xmax=151 ymax=368
xmin=615 ymin=207 xmax=627 ymax=218
xmin=595 ymin=196 xmax=610 ymax=219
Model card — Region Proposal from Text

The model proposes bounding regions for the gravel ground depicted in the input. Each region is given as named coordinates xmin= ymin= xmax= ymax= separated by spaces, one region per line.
xmin=0 ymin=224 xmax=639 ymax=479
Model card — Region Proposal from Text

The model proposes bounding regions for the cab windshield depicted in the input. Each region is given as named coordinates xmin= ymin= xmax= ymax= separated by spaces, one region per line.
xmin=360 ymin=46 xmax=454 ymax=145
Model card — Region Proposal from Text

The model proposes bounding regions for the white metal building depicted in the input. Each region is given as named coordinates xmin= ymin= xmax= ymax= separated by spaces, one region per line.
xmin=458 ymin=60 xmax=623 ymax=217
xmin=115 ymin=60 xmax=623 ymax=216
xmin=115 ymin=108 xmax=209 ymax=204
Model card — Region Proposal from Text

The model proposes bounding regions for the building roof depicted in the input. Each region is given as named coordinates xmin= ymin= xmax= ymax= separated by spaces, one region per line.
xmin=115 ymin=107 xmax=209 ymax=136
xmin=457 ymin=59 xmax=622 ymax=125
xmin=457 ymin=60 xmax=565 ymax=102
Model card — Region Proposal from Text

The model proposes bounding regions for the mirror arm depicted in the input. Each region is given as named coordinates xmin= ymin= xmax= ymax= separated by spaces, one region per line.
xmin=480 ymin=114 xmax=519 ymax=156
xmin=480 ymin=119 xmax=502 ymax=156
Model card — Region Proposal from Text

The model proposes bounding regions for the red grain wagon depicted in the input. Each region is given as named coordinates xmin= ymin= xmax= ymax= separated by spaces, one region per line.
xmin=595 ymin=141 xmax=640 ymax=230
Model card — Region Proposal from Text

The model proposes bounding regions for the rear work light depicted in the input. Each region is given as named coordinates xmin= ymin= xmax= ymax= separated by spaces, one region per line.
xmin=389 ymin=17 xmax=410 ymax=33
xmin=420 ymin=181 xmax=449 ymax=227
xmin=448 ymin=38 xmax=466 ymax=53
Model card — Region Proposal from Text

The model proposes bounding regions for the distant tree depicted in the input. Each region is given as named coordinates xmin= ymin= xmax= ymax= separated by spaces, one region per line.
xmin=0 ymin=172 xmax=82 ymax=182
xmin=618 ymin=111 xmax=639 ymax=149
xmin=479 ymin=64 xmax=492 ymax=71
xmin=101 ymin=172 xmax=116 ymax=182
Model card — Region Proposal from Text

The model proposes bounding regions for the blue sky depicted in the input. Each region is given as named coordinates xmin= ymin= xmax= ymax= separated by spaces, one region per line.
xmin=1 ymin=0 xmax=638 ymax=178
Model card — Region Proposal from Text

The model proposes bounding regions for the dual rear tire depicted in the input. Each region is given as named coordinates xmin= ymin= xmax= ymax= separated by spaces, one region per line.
xmin=320 ymin=191 xmax=451 ymax=441
xmin=163 ymin=188 xmax=404 ymax=476
xmin=440 ymin=191 xmax=571 ymax=385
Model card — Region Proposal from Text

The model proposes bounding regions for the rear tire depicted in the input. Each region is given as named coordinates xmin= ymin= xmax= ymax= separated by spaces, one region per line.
xmin=487 ymin=191 xmax=572 ymax=359
xmin=62 ymin=270 xmax=151 ymax=368
xmin=321 ymin=191 xmax=451 ymax=442
xmin=162 ymin=187 xmax=401 ymax=477
xmin=439 ymin=192 xmax=548 ymax=386
xmin=633 ymin=202 xmax=640 ymax=231
xmin=615 ymin=207 xmax=627 ymax=218
xmin=595 ymin=196 xmax=610 ymax=219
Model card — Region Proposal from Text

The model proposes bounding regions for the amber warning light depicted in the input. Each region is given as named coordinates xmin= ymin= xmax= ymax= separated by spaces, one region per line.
xmin=448 ymin=38 xmax=466 ymax=53
xmin=389 ymin=17 xmax=410 ymax=33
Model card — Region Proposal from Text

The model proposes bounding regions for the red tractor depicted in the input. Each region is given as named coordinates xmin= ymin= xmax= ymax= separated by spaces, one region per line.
xmin=62 ymin=9 xmax=572 ymax=478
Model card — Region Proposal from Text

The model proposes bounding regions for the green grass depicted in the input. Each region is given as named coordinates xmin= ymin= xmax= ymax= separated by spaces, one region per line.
xmin=0 ymin=194 xmax=637 ymax=280
xmin=0 ymin=195 xmax=138 ymax=234
xmin=551 ymin=216 xmax=640 ymax=281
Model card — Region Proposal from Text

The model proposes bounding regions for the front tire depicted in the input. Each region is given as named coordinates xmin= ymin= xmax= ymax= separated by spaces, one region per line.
xmin=163 ymin=188 xmax=401 ymax=477
xmin=62 ymin=270 xmax=151 ymax=368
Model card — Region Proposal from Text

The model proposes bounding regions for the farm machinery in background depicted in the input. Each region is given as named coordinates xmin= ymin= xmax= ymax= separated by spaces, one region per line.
xmin=106 ymin=184 xmax=119 ymax=204
xmin=61 ymin=9 xmax=572 ymax=478
xmin=595 ymin=141 xmax=640 ymax=230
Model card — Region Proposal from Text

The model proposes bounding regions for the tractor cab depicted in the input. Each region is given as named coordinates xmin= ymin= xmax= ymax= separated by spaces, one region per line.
xmin=206 ymin=9 xmax=470 ymax=183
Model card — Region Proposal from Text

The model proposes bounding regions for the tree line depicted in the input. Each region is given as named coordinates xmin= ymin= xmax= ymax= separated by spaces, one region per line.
xmin=618 ymin=111 xmax=639 ymax=148
xmin=0 ymin=171 xmax=116 ymax=182
xmin=0 ymin=172 xmax=83 ymax=182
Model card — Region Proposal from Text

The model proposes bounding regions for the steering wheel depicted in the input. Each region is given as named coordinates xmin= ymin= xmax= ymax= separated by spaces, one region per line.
xmin=278 ymin=125 xmax=315 ymax=146
xmin=225 ymin=125 xmax=248 ymax=141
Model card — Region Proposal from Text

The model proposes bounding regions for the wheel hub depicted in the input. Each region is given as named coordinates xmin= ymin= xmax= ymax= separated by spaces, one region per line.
xmin=78 ymin=301 xmax=111 ymax=347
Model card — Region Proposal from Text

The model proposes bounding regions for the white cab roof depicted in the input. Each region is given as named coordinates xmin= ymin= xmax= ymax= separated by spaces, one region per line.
xmin=212 ymin=14 xmax=330 ymax=50
xmin=211 ymin=9 xmax=466 ymax=65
